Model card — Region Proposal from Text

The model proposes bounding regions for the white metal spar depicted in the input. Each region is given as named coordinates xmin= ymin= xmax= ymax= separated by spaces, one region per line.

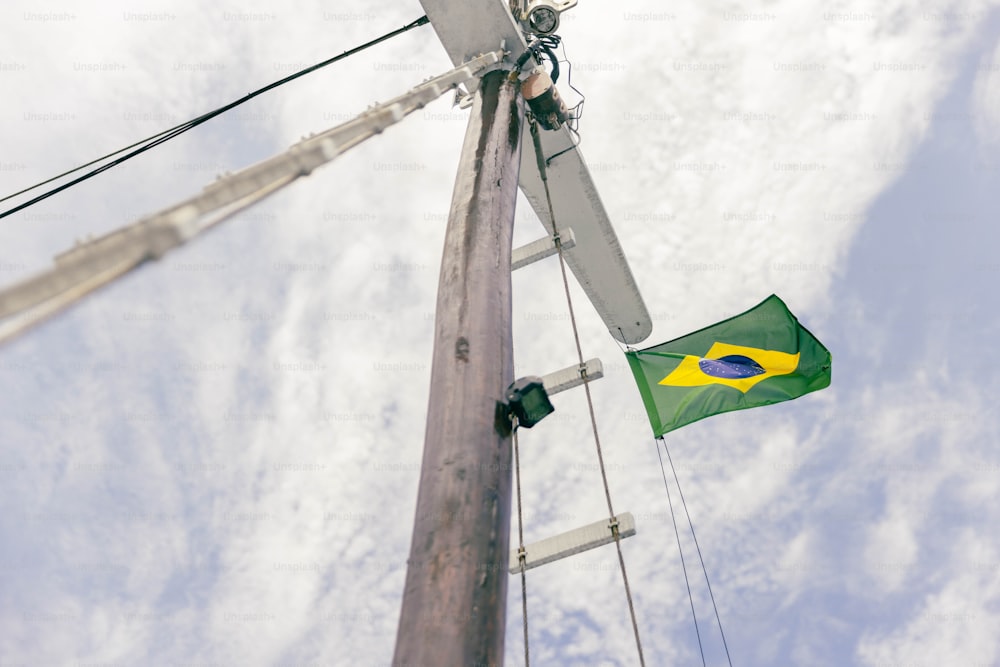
xmin=0 ymin=50 xmax=504 ymax=345
xmin=419 ymin=0 xmax=652 ymax=345
xmin=519 ymin=126 xmax=652 ymax=344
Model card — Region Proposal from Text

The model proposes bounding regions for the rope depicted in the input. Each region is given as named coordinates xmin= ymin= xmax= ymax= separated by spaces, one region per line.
xmin=528 ymin=118 xmax=645 ymax=666
xmin=661 ymin=437 xmax=734 ymax=667
xmin=513 ymin=421 xmax=530 ymax=666
xmin=656 ymin=438 xmax=706 ymax=666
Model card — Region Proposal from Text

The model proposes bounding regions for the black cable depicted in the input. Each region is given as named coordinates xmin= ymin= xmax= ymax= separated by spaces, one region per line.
xmin=559 ymin=43 xmax=586 ymax=126
xmin=661 ymin=436 xmax=734 ymax=667
xmin=515 ymin=34 xmax=562 ymax=83
xmin=539 ymin=42 xmax=560 ymax=83
xmin=1 ymin=124 xmax=190 ymax=205
xmin=656 ymin=437 xmax=707 ymax=667
xmin=514 ymin=47 xmax=536 ymax=72
xmin=0 ymin=15 xmax=430 ymax=221
xmin=533 ymin=35 xmax=562 ymax=83
xmin=540 ymin=37 xmax=585 ymax=167
xmin=515 ymin=35 xmax=586 ymax=166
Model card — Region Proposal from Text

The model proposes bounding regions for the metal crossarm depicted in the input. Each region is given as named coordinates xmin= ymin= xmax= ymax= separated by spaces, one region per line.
xmin=0 ymin=50 xmax=503 ymax=345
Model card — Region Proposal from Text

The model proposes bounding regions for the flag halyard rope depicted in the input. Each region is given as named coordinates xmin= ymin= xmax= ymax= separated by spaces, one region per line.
xmin=656 ymin=437 xmax=707 ymax=667
xmin=513 ymin=421 xmax=531 ymax=666
xmin=660 ymin=436 xmax=734 ymax=667
xmin=528 ymin=117 xmax=645 ymax=666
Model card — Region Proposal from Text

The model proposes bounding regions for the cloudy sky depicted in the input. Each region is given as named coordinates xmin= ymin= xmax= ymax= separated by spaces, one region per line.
xmin=3 ymin=0 xmax=1000 ymax=665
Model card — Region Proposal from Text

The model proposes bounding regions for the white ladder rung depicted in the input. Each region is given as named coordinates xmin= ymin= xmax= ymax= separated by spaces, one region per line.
xmin=511 ymin=228 xmax=576 ymax=271
xmin=540 ymin=357 xmax=603 ymax=395
xmin=509 ymin=512 xmax=637 ymax=573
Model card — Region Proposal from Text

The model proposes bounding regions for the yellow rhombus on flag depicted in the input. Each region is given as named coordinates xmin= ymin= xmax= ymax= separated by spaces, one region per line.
xmin=626 ymin=295 xmax=832 ymax=436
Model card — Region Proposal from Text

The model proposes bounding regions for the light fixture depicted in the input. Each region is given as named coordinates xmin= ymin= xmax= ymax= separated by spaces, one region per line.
xmin=519 ymin=0 xmax=578 ymax=36
xmin=529 ymin=5 xmax=558 ymax=34
xmin=505 ymin=376 xmax=554 ymax=428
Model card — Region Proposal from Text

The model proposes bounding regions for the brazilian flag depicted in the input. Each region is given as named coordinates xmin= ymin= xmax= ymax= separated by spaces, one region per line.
xmin=626 ymin=295 xmax=831 ymax=436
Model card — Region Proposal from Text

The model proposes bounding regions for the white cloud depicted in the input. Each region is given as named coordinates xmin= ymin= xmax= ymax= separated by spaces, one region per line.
xmin=857 ymin=530 xmax=1000 ymax=666
xmin=863 ymin=513 xmax=920 ymax=593
xmin=3 ymin=0 xmax=1000 ymax=665
xmin=972 ymin=37 xmax=1000 ymax=146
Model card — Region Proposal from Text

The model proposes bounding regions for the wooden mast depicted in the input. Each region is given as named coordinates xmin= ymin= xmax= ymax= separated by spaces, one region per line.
xmin=392 ymin=69 xmax=524 ymax=665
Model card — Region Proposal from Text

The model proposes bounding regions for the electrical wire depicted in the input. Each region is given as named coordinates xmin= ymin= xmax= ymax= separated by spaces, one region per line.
xmin=516 ymin=34 xmax=562 ymax=83
xmin=528 ymin=35 xmax=586 ymax=167
xmin=0 ymin=48 xmax=503 ymax=345
xmin=533 ymin=35 xmax=561 ymax=83
xmin=0 ymin=15 xmax=430 ymax=220
xmin=557 ymin=40 xmax=586 ymax=132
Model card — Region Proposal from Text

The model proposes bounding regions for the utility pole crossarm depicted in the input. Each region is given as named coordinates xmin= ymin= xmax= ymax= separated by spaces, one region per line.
xmin=0 ymin=50 xmax=503 ymax=345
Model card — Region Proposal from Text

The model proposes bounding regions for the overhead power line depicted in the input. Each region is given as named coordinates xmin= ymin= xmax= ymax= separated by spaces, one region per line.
xmin=0 ymin=15 xmax=430 ymax=220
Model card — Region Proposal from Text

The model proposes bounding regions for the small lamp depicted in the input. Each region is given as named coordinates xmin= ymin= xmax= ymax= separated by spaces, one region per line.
xmin=519 ymin=0 xmax=578 ymax=36
xmin=505 ymin=376 xmax=554 ymax=428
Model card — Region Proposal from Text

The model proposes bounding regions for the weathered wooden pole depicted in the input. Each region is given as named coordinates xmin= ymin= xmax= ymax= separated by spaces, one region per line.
xmin=392 ymin=69 xmax=523 ymax=665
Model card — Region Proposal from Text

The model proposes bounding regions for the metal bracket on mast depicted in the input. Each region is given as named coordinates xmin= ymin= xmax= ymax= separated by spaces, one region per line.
xmin=511 ymin=227 xmax=575 ymax=270
xmin=508 ymin=512 xmax=637 ymax=573
xmin=454 ymin=87 xmax=474 ymax=109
